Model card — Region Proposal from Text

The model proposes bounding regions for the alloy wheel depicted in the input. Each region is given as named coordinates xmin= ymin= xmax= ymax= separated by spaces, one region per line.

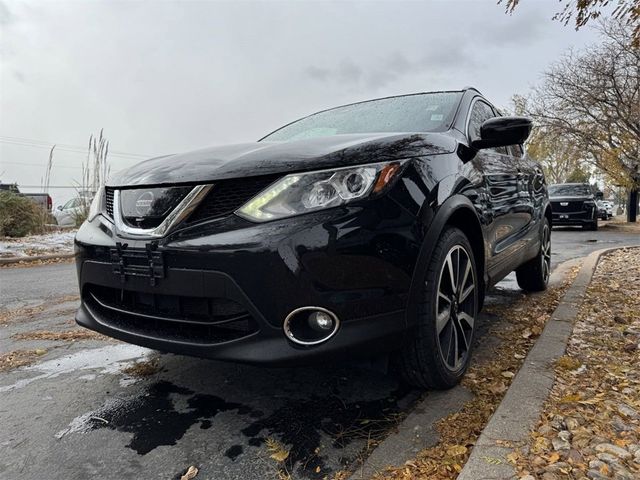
xmin=434 ymin=245 xmax=477 ymax=371
xmin=541 ymin=224 xmax=551 ymax=283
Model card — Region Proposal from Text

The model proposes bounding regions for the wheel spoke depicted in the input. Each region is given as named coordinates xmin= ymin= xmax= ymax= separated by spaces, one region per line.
xmin=459 ymin=284 xmax=475 ymax=303
xmin=459 ymin=259 xmax=471 ymax=298
xmin=436 ymin=308 xmax=451 ymax=335
xmin=448 ymin=322 xmax=458 ymax=367
xmin=456 ymin=317 xmax=471 ymax=351
xmin=458 ymin=311 xmax=475 ymax=329
xmin=438 ymin=291 xmax=451 ymax=305
xmin=445 ymin=254 xmax=457 ymax=294
xmin=455 ymin=248 xmax=461 ymax=292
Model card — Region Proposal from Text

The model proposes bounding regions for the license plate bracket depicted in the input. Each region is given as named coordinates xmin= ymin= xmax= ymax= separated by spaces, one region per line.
xmin=110 ymin=242 xmax=165 ymax=286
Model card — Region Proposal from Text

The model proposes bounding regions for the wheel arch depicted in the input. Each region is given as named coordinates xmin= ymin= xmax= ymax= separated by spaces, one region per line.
xmin=406 ymin=194 xmax=486 ymax=326
xmin=446 ymin=207 xmax=485 ymax=296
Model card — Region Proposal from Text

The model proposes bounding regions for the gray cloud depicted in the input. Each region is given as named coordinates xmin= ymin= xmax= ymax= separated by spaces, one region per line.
xmin=0 ymin=0 xmax=600 ymax=205
xmin=478 ymin=7 xmax=548 ymax=46
xmin=0 ymin=1 xmax=12 ymax=26
xmin=12 ymin=70 xmax=25 ymax=84
xmin=304 ymin=46 xmax=480 ymax=91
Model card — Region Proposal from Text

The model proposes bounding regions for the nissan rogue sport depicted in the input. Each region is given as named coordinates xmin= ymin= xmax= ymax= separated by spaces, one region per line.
xmin=75 ymin=88 xmax=551 ymax=389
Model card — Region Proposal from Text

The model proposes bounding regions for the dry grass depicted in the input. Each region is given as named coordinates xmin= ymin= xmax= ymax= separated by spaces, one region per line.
xmin=121 ymin=359 xmax=161 ymax=377
xmin=601 ymin=216 xmax=640 ymax=233
xmin=0 ymin=255 xmax=75 ymax=269
xmin=556 ymin=355 xmax=582 ymax=371
xmin=0 ymin=349 xmax=47 ymax=372
xmin=13 ymin=329 xmax=107 ymax=342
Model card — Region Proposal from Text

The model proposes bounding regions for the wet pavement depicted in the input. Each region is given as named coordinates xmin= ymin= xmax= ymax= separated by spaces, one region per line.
xmin=0 ymin=227 xmax=637 ymax=480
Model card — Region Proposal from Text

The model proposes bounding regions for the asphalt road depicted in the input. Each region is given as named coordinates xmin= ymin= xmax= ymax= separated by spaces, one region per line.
xmin=0 ymin=227 xmax=638 ymax=480
xmin=0 ymin=262 xmax=78 ymax=310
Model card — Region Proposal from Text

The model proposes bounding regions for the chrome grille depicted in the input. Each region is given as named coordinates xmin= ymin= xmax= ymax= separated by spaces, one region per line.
xmin=105 ymin=188 xmax=114 ymax=219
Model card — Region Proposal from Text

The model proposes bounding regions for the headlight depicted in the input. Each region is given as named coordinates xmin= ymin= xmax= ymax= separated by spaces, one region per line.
xmin=87 ymin=186 xmax=105 ymax=222
xmin=236 ymin=161 xmax=405 ymax=222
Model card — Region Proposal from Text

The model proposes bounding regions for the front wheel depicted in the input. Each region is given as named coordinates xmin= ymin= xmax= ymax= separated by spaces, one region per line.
xmin=583 ymin=221 xmax=598 ymax=231
xmin=397 ymin=227 xmax=479 ymax=390
xmin=516 ymin=218 xmax=551 ymax=292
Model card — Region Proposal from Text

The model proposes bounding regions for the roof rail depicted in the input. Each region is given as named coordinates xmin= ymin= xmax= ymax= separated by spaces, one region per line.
xmin=462 ymin=86 xmax=482 ymax=95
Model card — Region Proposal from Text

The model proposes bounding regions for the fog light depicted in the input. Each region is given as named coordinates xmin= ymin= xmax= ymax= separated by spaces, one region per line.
xmin=308 ymin=311 xmax=334 ymax=331
xmin=283 ymin=307 xmax=340 ymax=345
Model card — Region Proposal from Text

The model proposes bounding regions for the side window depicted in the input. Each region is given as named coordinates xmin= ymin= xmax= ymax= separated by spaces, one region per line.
xmin=510 ymin=144 xmax=523 ymax=158
xmin=63 ymin=198 xmax=78 ymax=209
xmin=467 ymin=100 xmax=494 ymax=142
xmin=468 ymin=99 xmax=511 ymax=155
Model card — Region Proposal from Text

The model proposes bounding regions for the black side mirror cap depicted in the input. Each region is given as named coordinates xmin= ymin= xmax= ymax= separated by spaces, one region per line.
xmin=471 ymin=116 xmax=532 ymax=150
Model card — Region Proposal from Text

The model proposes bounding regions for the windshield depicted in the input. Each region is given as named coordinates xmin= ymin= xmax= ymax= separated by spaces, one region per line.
xmin=548 ymin=184 xmax=592 ymax=197
xmin=261 ymin=92 xmax=463 ymax=142
xmin=63 ymin=198 xmax=79 ymax=209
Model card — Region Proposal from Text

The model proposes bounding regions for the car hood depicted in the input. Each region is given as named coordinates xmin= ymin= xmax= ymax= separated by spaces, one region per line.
xmin=108 ymin=132 xmax=456 ymax=187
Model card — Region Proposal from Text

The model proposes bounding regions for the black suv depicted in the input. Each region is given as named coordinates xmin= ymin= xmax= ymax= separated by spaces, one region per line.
xmin=549 ymin=183 xmax=600 ymax=231
xmin=75 ymin=88 xmax=551 ymax=389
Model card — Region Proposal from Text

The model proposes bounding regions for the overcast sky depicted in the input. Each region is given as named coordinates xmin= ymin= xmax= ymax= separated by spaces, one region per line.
xmin=0 ymin=0 xmax=603 ymax=204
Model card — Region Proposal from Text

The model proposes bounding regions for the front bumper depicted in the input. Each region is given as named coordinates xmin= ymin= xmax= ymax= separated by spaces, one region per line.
xmin=74 ymin=199 xmax=421 ymax=365
xmin=551 ymin=203 xmax=596 ymax=226
xmin=551 ymin=213 xmax=595 ymax=226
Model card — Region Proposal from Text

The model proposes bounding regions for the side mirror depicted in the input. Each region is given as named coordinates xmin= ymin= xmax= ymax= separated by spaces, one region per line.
xmin=56 ymin=205 xmax=63 ymax=211
xmin=472 ymin=116 xmax=532 ymax=150
xmin=595 ymin=191 xmax=604 ymax=200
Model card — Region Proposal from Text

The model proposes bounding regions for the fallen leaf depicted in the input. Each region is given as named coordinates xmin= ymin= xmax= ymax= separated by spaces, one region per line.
xmin=265 ymin=437 xmax=290 ymax=463
xmin=180 ymin=466 xmax=198 ymax=480
xmin=446 ymin=445 xmax=468 ymax=456
xmin=547 ymin=452 xmax=560 ymax=464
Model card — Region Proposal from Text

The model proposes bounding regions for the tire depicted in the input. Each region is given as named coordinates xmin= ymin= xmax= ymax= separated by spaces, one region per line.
xmin=397 ymin=227 xmax=479 ymax=390
xmin=516 ymin=218 xmax=550 ymax=292
xmin=583 ymin=221 xmax=598 ymax=231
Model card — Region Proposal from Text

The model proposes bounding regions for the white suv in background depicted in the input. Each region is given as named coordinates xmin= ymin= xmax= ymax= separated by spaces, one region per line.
xmin=53 ymin=195 xmax=92 ymax=227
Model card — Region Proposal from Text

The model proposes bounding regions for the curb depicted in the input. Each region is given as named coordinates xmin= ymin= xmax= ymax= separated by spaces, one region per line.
xmin=0 ymin=252 xmax=75 ymax=265
xmin=457 ymin=245 xmax=638 ymax=480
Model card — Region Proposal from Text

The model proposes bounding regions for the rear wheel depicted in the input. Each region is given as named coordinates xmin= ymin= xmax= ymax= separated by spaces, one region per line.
xmin=397 ymin=227 xmax=479 ymax=390
xmin=516 ymin=219 xmax=550 ymax=292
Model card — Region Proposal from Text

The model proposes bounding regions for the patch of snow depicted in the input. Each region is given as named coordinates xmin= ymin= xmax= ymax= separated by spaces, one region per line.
xmin=55 ymin=397 xmax=130 ymax=439
xmin=0 ymin=231 xmax=76 ymax=257
xmin=0 ymin=344 xmax=151 ymax=393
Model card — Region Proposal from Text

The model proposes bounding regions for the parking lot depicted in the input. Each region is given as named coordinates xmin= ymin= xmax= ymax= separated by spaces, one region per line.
xmin=1 ymin=227 xmax=637 ymax=480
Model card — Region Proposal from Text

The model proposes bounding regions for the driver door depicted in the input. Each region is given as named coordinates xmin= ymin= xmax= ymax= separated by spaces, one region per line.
xmin=467 ymin=99 xmax=522 ymax=282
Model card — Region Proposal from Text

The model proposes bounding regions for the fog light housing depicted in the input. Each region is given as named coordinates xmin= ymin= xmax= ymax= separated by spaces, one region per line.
xmin=284 ymin=307 xmax=340 ymax=345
